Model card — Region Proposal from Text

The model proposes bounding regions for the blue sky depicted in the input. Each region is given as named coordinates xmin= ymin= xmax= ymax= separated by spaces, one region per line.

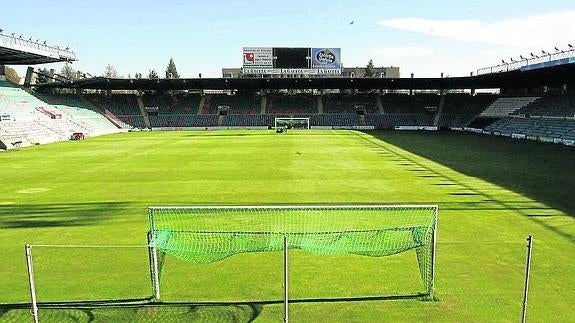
xmin=3 ymin=0 xmax=575 ymax=78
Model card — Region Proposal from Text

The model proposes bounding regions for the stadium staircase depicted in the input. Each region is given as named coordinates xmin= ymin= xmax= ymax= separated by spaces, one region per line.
xmin=136 ymin=96 xmax=151 ymax=128
xmin=376 ymin=96 xmax=384 ymax=113
xmin=197 ymin=96 xmax=206 ymax=115
xmin=432 ymin=95 xmax=446 ymax=126
xmin=260 ymin=96 xmax=267 ymax=114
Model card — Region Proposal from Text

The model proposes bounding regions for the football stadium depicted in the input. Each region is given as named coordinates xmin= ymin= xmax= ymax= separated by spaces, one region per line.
xmin=1 ymin=4 xmax=575 ymax=322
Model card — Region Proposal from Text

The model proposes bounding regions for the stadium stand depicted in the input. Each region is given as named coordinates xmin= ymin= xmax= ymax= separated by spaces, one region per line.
xmin=473 ymin=94 xmax=575 ymax=146
xmin=139 ymin=92 xmax=203 ymax=128
xmin=85 ymin=94 xmax=144 ymax=128
xmin=438 ymin=94 xmax=497 ymax=128
xmin=143 ymin=93 xmax=201 ymax=115
xmin=484 ymin=117 xmax=575 ymax=141
xmin=79 ymin=92 xmax=502 ymax=130
xmin=267 ymin=95 xmax=317 ymax=114
xmin=365 ymin=114 xmax=435 ymax=129
xmin=323 ymin=94 xmax=377 ymax=114
xmin=312 ymin=114 xmax=360 ymax=127
xmin=511 ymin=95 xmax=575 ymax=118
xmin=203 ymin=93 xmax=260 ymax=114
xmin=480 ymin=97 xmax=540 ymax=117
xmin=380 ymin=94 xmax=440 ymax=114
xmin=0 ymin=81 xmax=121 ymax=149
xmin=221 ymin=114 xmax=271 ymax=127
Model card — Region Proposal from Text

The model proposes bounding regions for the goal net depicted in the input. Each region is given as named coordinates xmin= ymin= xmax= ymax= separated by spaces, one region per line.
xmin=148 ymin=205 xmax=438 ymax=299
xmin=274 ymin=117 xmax=310 ymax=129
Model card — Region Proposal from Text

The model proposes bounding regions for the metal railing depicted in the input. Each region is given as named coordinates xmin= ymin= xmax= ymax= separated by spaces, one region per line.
xmin=477 ymin=48 xmax=575 ymax=76
xmin=0 ymin=32 xmax=76 ymax=61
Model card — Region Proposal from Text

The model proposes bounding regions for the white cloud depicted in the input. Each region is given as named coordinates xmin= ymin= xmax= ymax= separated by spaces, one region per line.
xmin=378 ymin=11 xmax=575 ymax=51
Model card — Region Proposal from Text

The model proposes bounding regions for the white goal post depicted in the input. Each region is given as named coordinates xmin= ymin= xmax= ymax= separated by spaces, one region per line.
xmin=274 ymin=117 xmax=310 ymax=129
xmin=24 ymin=244 xmax=158 ymax=323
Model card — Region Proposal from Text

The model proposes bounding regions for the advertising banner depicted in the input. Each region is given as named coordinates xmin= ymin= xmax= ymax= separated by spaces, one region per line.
xmin=512 ymin=133 xmax=526 ymax=139
xmin=538 ymin=137 xmax=554 ymax=143
xmin=521 ymin=57 xmax=575 ymax=72
xmin=311 ymin=48 xmax=341 ymax=69
xmin=242 ymin=68 xmax=341 ymax=75
xmin=242 ymin=47 xmax=273 ymax=68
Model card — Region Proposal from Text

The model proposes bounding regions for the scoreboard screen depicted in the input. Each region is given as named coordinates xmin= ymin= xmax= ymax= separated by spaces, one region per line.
xmin=243 ymin=47 xmax=341 ymax=75
xmin=273 ymin=48 xmax=310 ymax=69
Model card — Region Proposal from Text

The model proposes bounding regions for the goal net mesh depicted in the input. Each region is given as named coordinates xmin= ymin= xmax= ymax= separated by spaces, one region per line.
xmin=148 ymin=205 xmax=437 ymax=295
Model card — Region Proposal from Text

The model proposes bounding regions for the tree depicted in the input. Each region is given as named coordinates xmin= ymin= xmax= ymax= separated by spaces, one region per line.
xmin=103 ymin=64 xmax=118 ymax=78
xmin=35 ymin=67 xmax=51 ymax=84
xmin=148 ymin=69 xmax=159 ymax=79
xmin=364 ymin=59 xmax=376 ymax=78
xmin=60 ymin=63 xmax=78 ymax=81
xmin=165 ymin=58 xmax=180 ymax=79
xmin=134 ymin=72 xmax=143 ymax=79
xmin=4 ymin=66 xmax=21 ymax=84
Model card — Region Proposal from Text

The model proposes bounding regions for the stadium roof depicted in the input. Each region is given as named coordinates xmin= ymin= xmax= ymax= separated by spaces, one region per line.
xmin=0 ymin=33 xmax=76 ymax=65
xmin=37 ymin=61 xmax=575 ymax=91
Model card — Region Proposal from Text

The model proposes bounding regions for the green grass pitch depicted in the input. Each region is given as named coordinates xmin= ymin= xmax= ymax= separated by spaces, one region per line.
xmin=0 ymin=130 xmax=574 ymax=322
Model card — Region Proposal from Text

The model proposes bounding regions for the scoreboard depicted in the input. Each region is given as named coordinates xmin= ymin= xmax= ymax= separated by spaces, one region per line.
xmin=243 ymin=47 xmax=341 ymax=75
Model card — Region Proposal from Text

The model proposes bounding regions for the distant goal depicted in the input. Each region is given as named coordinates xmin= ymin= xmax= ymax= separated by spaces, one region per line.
xmin=274 ymin=117 xmax=310 ymax=130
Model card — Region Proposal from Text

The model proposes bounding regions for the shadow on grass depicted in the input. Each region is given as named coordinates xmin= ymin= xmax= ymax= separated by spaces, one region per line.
xmin=0 ymin=302 xmax=262 ymax=323
xmin=0 ymin=202 xmax=132 ymax=229
xmin=357 ymin=131 xmax=575 ymax=243
xmin=0 ymin=293 xmax=426 ymax=322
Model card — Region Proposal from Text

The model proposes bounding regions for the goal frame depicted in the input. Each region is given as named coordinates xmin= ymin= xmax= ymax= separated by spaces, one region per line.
xmin=147 ymin=204 xmax=438 ymax=311
xmin=274 ymin=117 xmax=310 ymax=129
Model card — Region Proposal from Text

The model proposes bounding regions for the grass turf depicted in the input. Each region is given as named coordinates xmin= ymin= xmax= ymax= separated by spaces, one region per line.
xmin=0 ymin=130 xmax=573 ymax=322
